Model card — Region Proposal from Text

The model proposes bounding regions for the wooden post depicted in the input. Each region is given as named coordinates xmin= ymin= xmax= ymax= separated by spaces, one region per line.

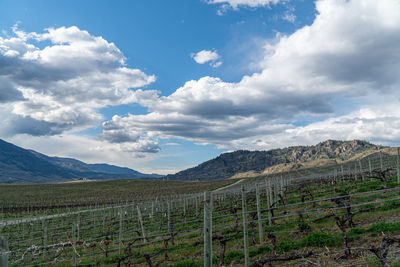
xmin=151 ymin=201 xmax=154 ymax=221
xmin=30 ymin=222 xmax=34 ymax=245
xmin=41 ymin=219 xmax=47 ymax=247
xmin=0 ymin=237 xmax=8 ymax=267
xmin=119 ymin=209 xmax=122 ymax=254
xmin=255 ymin=184 xmax=263 ymax=243
xmin=92 ymin=211 xmax=96 ymax=231
xmin=195 ymin=196 xmax=199 ymax=217
xmin=43 ymin=224 xmax=47 ymax=256
xmin=368 ymin=158 xmax=372 ymax=180
xmin=354 ymin=162 xmax=357 ymax=179
xmin=358 ymin=160 xmax=364 ymax=181
xmin=183 ymin=197 xmax=186 ymax=223
xmin=265 ymin=179 xmax=272 ymax=225
xmin=380 ymin=151 xmax=383 ymax=170
xmin=241 ymin=186 xmax=250 ymax=267
xmin=397 ymin=147 xmax=400 ymax=184
xmin=77 ymin=214 xmax=80 ymax=241
xmin=203 ymin=192 xmax=212 ymax=267
xmin=72 ymin=224 xmax=77 ymax=267
xmin=137 ymin=205 xmax=147 ymax=243
xmin=102 ymin=211 xmax=106 ymax=231
xmin=167 ymin=201 xmax=171 ymax=236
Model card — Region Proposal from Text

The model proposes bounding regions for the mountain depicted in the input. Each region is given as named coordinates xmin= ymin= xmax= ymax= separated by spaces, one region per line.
xmin=165 ymin=140 xmax=385 ymax=181
xmin=0 ymin=139 xmax=162 ymax=183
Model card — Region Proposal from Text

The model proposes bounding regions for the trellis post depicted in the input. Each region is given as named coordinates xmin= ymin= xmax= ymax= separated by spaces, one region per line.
xmin=241 ymin=186 xmax=249 ymax=267
xmin=119 ymin=208 xmax=123 ymax=254
xmin=256 ymin=184 xmax=264 ymax=243
xmin=265 ymin=179 xmax=272 ymax=225
xmin=368 ymin=158 xmax=372 ymax=181
xmin=151 ymin=201 xmax=154 ymax=221
xmin=358 ymin=160 xmax=364 ymax=181
xmin=203 ymin=191 xmax=212 ymax=267
xmin=397 ymin=147 xmax=400 ymax=184
xmin=77 ymin=214 xmax=80 ymax=241
xmin=72 ymin=224 xmax=77 ymax=267
xmin=167 ymin=201 xmax=171 ymax=237
xmin=137 ymin=205 xmax=147 ymax=243
xmin=0 ymin=237 xmax=8 ymax=267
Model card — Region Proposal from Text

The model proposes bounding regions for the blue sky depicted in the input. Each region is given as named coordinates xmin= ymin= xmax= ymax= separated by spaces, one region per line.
xmin=0 ymin=0 xmax=313 ymax=93
xmin=1 ymin=0 xmax=400 ymax=174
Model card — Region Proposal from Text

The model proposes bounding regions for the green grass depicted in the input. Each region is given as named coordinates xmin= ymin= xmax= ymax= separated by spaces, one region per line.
xmin=172 ymin=259 xmax=201 ymax=267
xmin=369 ymin=221 xmax=400 ymax=234
xmin=224 ymin=250 xmax=244 ymax=264
xmin=301 ymin=231 xmax=341 ymax=247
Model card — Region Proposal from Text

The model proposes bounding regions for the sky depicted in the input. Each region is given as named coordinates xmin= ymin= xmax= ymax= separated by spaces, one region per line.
xmin=0 ymin=0 xmax=400 ymax=175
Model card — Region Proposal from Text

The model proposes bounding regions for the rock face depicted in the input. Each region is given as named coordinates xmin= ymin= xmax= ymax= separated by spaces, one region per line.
xmin=0 ymin=139 xmax=162 ymax=183
xmin=165 ymin=140 xmax=384 ymax=181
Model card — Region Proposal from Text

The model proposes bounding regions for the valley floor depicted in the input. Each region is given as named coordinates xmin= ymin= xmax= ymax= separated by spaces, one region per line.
xmin=1 ymin=155 xmax=400 ymax=266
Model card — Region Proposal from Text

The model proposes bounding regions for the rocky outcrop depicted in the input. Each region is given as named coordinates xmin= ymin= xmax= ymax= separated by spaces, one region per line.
xmin=165 ymin=140 xmax=384 ymax=181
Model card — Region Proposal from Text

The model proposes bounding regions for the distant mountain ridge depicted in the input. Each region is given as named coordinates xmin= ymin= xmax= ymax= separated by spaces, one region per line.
xmin=166 ymin=140 xmax=385 ymax=181
xmin=0 ymin=139 xmax=162 ymax=183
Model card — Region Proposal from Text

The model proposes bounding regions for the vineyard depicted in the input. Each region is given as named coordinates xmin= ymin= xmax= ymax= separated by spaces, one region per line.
xmin=1 ymin=151 xmax=400 ymax=266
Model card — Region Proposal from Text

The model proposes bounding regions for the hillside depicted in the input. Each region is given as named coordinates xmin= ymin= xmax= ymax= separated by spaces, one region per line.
xmin=165 ymin=140 xmax=385 ymax=181
xmin=0 ymin=139 xmax=162 ymax=183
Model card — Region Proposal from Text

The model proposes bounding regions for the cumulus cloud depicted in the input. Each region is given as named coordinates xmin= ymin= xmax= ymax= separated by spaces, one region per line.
xmin=101 ymin=0 xmax=400 ymax=151
xmin=99 ymin=122 xmax=160 ymax=154
xmin=191 ymin=50 xmax=222 ymax=67
xmin=243 ymin=102 xmax=400 ymax=150
xmin=0 ymin=25 xmax=156 ymax=139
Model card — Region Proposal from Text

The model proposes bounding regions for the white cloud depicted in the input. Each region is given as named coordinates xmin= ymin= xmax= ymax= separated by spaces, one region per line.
xmin=282 ymin=11 xmax=296 ymax=23
xmin=0 ymin=25 xmax=156 ymax=136
xmin=191 ymin=49 xmax=222 ymax=67
xmin=211 ymin=61 xmax=223 ymax=68
xmin=191 ymin=50 xmax=222 ymax=68
xmin=102 ymin=0 xmax=400 ymax=151
xmin=245 ymin=102 xmax=400 ymax=150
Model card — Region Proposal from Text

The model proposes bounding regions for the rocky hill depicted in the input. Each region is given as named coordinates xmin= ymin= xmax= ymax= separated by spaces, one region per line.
xmin=0 ymin=138 xmax=162 ymax=183
xmin=165 ymin=140 xmax=385 ymax=181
